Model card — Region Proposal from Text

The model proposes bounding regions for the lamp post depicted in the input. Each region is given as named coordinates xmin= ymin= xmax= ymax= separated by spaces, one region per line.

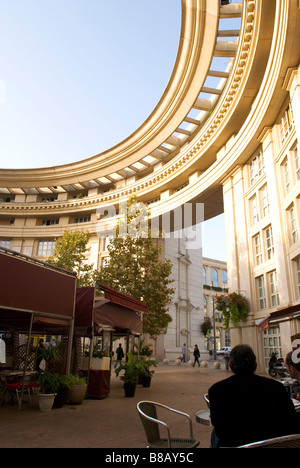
xmin=212 ymin=282 xmax=217 ymax=361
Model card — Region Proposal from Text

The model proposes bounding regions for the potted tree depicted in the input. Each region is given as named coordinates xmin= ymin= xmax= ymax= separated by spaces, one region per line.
xmin=115 ymin=352 xmax=141 ymax=397
xmin=36 ymin=345 xmax=60 ymax=411
xmin=37 ymin=372 xmax=61 ymax=411
xmin=139 ymin=359 xmax=157 ymax=388
xmin=53 ymin=375 xmax=70 ymax=408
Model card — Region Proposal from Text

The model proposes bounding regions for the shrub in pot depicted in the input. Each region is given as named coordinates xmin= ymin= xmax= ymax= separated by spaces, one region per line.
xmin=115 ymin=353 xmax=142 ymax=397
xmin=37 ymin=371 xmax=61 ymax=412
xmin=64 ymin=374 xmax=87 ymax=405
xmin=53 ymin=375 xmax=70 ymax=408
xmin=139 ymin=359 xmax=157 ymax=388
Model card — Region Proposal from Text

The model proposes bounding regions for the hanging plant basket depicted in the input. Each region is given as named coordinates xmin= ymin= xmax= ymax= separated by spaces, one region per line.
xmin=215 ymin=293 xmax=249 ymax=330
xmin=201 ymin=317 xmax=212 ymax=337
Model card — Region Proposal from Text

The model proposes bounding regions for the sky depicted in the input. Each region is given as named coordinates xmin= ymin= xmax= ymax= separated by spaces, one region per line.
xmin=0 ymin=0 xmax=228 ymax=261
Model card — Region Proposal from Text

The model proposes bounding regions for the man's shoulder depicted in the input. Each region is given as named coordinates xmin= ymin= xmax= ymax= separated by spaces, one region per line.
xmin=209 ymin=375 xmax=235 ymax=394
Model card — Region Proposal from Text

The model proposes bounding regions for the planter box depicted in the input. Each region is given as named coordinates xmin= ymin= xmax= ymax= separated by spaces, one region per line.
xmin=81 ymin=357 xmax=111 ymax=371
xmin=80 ymin=370 xmax=111 ymax=400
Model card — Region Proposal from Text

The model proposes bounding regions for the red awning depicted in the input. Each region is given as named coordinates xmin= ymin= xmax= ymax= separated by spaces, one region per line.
xmin=270 ymin=304 xmax=300 ymax=321
xmin=97 ymin=283 xmax=148 ymax=314
xmin=0 ymin=248 xmax=77 ymax=332
xmin=0 ymin=248 xmax=76 ymax=320
xmin=93 ymin=296 xmax=143 ymax=335
xmin=75 ymin=287 xmax=143 ymax=335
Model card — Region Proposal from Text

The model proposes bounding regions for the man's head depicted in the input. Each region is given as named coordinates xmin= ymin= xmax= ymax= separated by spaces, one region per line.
xmin=286 ymin=350 xmax=300 ymax=382
xmin=229 ymin=344 xmax=257 ymax=375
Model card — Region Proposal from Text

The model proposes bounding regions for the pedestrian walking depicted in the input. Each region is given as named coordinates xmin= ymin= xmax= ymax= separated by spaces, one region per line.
xmin=114 ymin=343 xmax=124 ymax=369
xmin=193 ymin=344 xmax=200 ymax=367
xmin=182 ymin=343 xmax=186 ymax=363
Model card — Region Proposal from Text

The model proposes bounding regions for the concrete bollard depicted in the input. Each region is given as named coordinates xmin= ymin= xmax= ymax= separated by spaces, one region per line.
xmin=201 ymin=361 xmax=208 ymax=368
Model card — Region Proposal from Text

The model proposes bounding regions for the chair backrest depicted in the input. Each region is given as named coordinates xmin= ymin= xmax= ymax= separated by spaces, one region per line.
xmin=239 ymin=434 xmax=300 ymax=448
xmin=204 ymin=393 xmax=210 ymax=408
xmin=137 ymin=401 xmax=161 ymax=445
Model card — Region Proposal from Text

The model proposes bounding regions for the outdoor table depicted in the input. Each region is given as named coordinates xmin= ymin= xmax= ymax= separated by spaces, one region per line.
xmin=195 ymin=409 xmax=211 ymax=426
xmin=0 ymin=371 xmax=37 ymax=406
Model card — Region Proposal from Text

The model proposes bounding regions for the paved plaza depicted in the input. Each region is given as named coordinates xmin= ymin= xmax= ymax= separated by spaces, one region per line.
xmin=0 ymin=362 xmax=228 ymax=449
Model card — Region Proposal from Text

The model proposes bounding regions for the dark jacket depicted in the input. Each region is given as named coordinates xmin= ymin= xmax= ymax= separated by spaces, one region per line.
xmin=208 ymin=372 xmax=299 ymax=447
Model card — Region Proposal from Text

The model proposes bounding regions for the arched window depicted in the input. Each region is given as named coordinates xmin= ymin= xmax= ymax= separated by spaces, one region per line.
xmin=222 ymin=270 xmax=228 ymax=284
xmin=210 ymin=268 xmax=218 ymax=286
xmin=203 ymin=296 xmax=207 ymax=316
xmin=203 ymin=267 xmax=206 ymax=285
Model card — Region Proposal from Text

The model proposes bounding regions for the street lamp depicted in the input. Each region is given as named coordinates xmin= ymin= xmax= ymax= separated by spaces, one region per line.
xmin=211 ymin=282 xmax=217 ymax=361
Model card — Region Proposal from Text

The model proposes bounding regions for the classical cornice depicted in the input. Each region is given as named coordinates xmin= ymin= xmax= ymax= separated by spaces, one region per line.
xmin=1 ymin=0 xmax=299 ymax=224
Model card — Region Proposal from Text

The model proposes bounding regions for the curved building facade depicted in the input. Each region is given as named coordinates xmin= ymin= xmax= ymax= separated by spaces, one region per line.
xmin=1 ymin=0 xmax=300 ymax=369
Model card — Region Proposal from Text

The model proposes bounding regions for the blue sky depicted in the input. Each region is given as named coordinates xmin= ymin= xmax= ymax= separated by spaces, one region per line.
xmin=0 ymin=0 xmax=227 ymax=261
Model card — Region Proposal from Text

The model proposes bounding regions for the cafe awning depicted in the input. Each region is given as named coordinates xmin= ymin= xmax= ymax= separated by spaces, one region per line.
xmin=269 ymin=304 xmax=300 ymax=322
xmin=96 ymin=283 xmax=148 ymax=314
xmin=0 ymin=247 xmax=77 ymax=332
xmin=75 ymin=287 xmax=145 ymax=336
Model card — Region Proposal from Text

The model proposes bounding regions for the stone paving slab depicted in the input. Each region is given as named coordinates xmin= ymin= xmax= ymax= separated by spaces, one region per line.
xmin=0 ymin=363 xmax=229 ymax=449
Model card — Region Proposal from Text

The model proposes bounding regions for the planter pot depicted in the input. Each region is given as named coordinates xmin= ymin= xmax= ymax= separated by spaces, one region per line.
xmin=37 ymin=393 xmax=56 ymax=412
xmin=124 ymin=382 xmax=136 ymax=398
xmin=142 ymin=376 xmax=152 ymax=388
xmin=68 ymin=384 xmax=87 ymax=405
xmin=53 ymin=387 xmax=68 ymax=408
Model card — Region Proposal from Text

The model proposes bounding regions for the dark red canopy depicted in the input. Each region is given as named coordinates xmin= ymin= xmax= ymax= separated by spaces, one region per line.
xmin=75 ymin=287 xmax=146 ymax=336
xmin=0 ymin=248 xmax=76 ymax=332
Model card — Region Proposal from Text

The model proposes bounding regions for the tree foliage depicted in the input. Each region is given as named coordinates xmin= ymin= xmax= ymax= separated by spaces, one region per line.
xmin=96 ymin=197 xmax=174 ymax=338
xmin=47 ymin=228 xmax=94 ymax=287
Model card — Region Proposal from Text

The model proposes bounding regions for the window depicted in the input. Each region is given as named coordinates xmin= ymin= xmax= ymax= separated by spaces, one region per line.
xmin=260 ymin=185 xmax=270 ymax=218
xmin=263 ymin=326 xmax=282 ymax=369
xmin=279 ymin=105 xmax=294 ymax=143
xmin=0 ymin=240 xmax=10 ymax=249
xmin=203 ymin=296 xmax=207 ymax=317
xmin=249 ymin=152 xmax=265 ymax=186
xmin=294 ymin=146 xmax=300 ymax=181
xmin=254 ymin=233 xmax=263 ymax=266
xmin=41 ymin=219 xmax=59 ymax=226
xmin=294 ymin=257 xmax=300 ymax=298
xmin=268 ymin=271 xmax=280 ymax=308
xmin=203 ymin=267 xmax=207 ymax=285
xmin=37 ymin=240 xmax=55 ymax=256
xmin=256 ymin=276 xmax=266 ymax=310
xmin=265 ymin=226 xmax=274 ymax=260
xmin=288 ymin=203 xmax=298 ymax=245
xmin=210 ymin=268 xmax=218 ymax=286
xmin=222 ymin=270 xmax=228 ymax=284
xmin=282 ymin=157 xmax=291 ymax=195
xmin=104 ymin=236 xmax=113 ymax=251
xmin=250 ymin=195 xmax=260 ymax=225
xmin=74 ymin=216 xmax=91 ymax=223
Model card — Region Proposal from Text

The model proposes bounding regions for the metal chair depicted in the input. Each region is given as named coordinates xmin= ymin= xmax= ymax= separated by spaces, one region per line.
xmin=137 ymin=400 xmax=200 ymax=448
xmin=238 ymin=434 xmax=300 ymax=448
xmin=204 ymin=393 xmax=210 ymax=408
xmin=1 ymin=374 xmax=33 ymax=406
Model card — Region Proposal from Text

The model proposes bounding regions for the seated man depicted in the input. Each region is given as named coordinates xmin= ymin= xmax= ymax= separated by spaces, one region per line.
xmin=286 ymin=350 xmax=300 ymax=383
xmin=208 ymin=344 xmax=299 ymax=447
